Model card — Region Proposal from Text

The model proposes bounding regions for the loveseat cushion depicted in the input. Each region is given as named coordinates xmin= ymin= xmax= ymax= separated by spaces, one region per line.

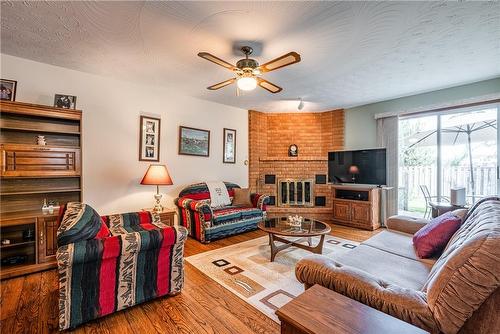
xmin=58 ymin=202 xmax=109 ymax=246
xmin=295 ymin=255 xmax=438 ymax=333
xmin=212 ymin=206 xmax=263 ymax=226
xmin=335 ymin=244 xmax=432 ymax=290
xmin=386 ymin=215 xmax=429 ymax=234
xmin=363 ymin=230 xmax=437 ymax=267
xmin=101 ymin=211 xmax=167 ymax=236
xmin=178 ymin=182 xmax=240 ymax=201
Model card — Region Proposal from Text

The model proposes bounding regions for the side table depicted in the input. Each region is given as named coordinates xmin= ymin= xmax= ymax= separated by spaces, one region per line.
xmin=141 ymin=208 xmax=176 ymax=226
xmin=430 ymin=202 xmax=467 ymax=218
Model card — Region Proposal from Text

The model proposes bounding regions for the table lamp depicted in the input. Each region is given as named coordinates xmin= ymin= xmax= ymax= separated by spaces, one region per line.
xmin=140 ymin=164 xmax=173 ymax=213
xmin=348 ymin=165 xmax=359 ymax=183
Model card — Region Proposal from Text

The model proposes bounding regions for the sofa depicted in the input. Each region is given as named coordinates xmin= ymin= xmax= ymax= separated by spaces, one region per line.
xmin=175 ymin=182 xmax=269 ymax=243
xmin=56 ymin=203 xmax=187 ymax=330
xmin=295 ymin=197 xmax=500 ymax=334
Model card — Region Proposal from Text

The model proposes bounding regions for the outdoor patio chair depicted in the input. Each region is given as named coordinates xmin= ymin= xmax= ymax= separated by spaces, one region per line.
xmin=419 ymin=185 xmax=449 ymax=218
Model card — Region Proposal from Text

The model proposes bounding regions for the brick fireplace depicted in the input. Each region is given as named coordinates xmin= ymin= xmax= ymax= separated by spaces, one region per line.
xmin=249 ymin=110 xmax=344 ymax=220
xmin=278 ymin=178 xmax=314 ymax=207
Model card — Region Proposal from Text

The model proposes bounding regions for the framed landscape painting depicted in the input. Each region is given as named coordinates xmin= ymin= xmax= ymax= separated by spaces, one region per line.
xmin=139 ymin=115 xmax=161 ymax=162
xmin=223 ymin=128 xmax=236 ymax=163
xmin=178 ymin=126 xmax=210 ymax=157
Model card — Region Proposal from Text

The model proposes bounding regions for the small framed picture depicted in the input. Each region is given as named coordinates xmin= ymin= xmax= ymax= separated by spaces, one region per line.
xmin=223 ymin=128 xmax=236 ymax=163
xmin=54 ymin=94 xmax=77 ymax=109
xmin=139 ymin=116 xmax=161 ymax=162
xmin=179 ymin=126 xmax=210 ymax=157
xmin=0 ymin=79 xmax=17 ymax=101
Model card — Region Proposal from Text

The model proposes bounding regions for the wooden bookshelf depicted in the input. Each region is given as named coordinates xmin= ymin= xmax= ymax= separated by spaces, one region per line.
xmin=0 ymin=100 xmax=83 ymax=280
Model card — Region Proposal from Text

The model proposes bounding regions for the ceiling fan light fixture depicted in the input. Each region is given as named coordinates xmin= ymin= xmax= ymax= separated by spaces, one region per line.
xmin=237 ymin=76 xmax=257 ymax=91
xmin=198 ymin=46 xmax=300 ymax=94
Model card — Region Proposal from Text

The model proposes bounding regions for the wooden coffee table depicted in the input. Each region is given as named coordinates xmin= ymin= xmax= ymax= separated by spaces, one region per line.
xmin=257 ymin=216 xmax=331 ymax=261
xmin=276 ymin=284 xmax=429 ymax=334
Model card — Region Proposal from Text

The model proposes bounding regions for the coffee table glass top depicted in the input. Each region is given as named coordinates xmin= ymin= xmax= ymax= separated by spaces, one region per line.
xmin=258 ymin=216 xmax=331 ymax=237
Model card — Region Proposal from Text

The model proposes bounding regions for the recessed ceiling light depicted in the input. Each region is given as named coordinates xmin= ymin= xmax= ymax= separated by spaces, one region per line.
xmin=297 ymin=98 xmax=304 ymax=111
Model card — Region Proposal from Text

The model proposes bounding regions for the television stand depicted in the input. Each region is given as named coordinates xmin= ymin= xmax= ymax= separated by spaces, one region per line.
xmin=332 ymin=184 xmax=381 ymax=230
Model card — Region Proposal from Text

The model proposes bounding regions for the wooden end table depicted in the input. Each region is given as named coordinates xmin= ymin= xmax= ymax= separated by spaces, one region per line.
xmin=276 ymin=284 xmax=429 ymax=334
xmin=430 ymin=202 xmax=467 ymax=218
xmin=257 ymin=217 xmax=331 ymax=262
xmin=141 ymin=208 xmax=176 ymax=226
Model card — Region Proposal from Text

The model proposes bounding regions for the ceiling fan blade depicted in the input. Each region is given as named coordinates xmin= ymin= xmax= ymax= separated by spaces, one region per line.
xmin=207 ymin=78 xmax=236 ymax=90
xmin=257 ymin=78 xmax=283 ymax=93
xmin=198 ymin=52 xmax=237 ymax=71
xmin=258 ymin=52 xmax=301 ymax=73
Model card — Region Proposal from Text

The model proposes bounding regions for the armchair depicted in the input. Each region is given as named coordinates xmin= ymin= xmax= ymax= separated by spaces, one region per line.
xmin=57 ymin=203 xmax=187 ymax=330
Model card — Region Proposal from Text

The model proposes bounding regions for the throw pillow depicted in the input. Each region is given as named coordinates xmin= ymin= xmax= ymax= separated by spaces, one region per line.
xmin=232 ymin=188 xmax=253 ymax=207
xmin=413 ymin=211 xmax=462 ymax=258
xmin=451 ymin=208 xmax=468 ymax=220
xmin=57 ymin=202 xmax=109 ymax=246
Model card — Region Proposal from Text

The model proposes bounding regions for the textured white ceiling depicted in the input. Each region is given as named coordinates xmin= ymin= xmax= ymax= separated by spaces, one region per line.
xmin=1 ymin=1 xmax=499 ymax=112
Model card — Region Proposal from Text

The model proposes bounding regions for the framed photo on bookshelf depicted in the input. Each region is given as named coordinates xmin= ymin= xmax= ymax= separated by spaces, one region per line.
xmin=139 ymin=115 xmax=161 ymax=162
xmin=54 ymin=94 xmax=77 ymax=109
xmin=0 ymin=79 xmax=17 ymax=101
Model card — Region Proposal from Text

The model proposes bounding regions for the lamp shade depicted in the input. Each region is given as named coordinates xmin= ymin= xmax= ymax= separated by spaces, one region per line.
xmin=348 ymin=165 xmax=360 ymax=174
xmin=140 ymin=164 xmax=173 ymax=185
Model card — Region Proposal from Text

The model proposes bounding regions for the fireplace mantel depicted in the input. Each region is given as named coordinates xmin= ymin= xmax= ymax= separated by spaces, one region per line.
xmin=259 ymin=156 xmax=327 ymax=162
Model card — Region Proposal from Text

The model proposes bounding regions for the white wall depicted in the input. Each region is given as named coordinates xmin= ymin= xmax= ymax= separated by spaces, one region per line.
xmin=1 ymin=54 xmax=249 ymax=215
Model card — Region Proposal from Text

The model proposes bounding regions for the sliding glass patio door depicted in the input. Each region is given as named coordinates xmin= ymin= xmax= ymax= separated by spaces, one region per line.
xmin=440 ymin=107 xmax=498 ymax=204
xmin=398 ymin=103 xmax=499 ymax=216
xmin=399 ymin=115 xmax=438 ymax=215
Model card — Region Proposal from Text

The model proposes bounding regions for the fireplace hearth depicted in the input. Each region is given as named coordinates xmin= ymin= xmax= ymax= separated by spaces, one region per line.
xmin=278 ymin=178 xmax=314 ymax=207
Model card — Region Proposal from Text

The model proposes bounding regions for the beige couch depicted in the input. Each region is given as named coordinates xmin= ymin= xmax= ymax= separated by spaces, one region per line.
xmin=295 ymin=197 xmax=500 ymax=334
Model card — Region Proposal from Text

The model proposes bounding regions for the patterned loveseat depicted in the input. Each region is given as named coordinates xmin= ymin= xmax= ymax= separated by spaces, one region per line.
xmin=56 ymin=203 xmax=187 ymax=330
xmin=175 ymin=182 xmax=269 ymax=243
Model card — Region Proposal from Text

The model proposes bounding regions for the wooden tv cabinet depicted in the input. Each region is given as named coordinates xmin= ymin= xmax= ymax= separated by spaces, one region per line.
xmin=332 ymin=184 xmax=380 ymax=230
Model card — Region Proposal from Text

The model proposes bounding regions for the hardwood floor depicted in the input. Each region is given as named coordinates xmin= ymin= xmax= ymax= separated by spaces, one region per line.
xmin=0 ymin=223 xmax=378 ymax=333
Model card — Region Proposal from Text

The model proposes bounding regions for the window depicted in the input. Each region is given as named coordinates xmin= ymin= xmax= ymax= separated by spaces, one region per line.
xmin=398 ymin=103 xmax=499 ymax=216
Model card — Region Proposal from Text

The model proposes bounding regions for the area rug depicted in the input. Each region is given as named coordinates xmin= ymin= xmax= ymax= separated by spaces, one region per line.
xmin=186 ymin=235 xmax=359 ymax=322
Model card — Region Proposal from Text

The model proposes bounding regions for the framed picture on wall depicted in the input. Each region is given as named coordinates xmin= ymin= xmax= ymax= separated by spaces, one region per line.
xmin=223 ymin=128 xmax=236 ymax=163
xmin=139 ymin=115 xmax=161 ymax=162
xmin=0 ymin=79 xmax=17 ymax=101
xmin=178 ymin=126 xmax=210 ymax=157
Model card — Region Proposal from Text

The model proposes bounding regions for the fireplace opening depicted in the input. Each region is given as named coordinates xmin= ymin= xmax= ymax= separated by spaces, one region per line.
xmin=278 ymin=178 xmax=314 ymax=207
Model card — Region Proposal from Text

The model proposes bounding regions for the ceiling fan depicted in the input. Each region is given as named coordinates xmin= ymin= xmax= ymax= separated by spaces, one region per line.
xmin=198 ymin=46 xmax=301 ymax=94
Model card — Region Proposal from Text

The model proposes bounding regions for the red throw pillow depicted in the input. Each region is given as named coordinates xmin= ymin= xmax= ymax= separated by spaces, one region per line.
xmin=413 ymin=211 xmax=462 ymax=258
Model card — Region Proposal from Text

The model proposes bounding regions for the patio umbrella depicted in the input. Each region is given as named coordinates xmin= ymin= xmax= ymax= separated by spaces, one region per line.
xmin=404 ymin=110 xmax=497 ymax=202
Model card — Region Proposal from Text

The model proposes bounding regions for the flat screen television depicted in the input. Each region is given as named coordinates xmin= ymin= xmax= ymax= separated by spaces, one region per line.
xmin=328 ymin=148 xmax=387 ymax=186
